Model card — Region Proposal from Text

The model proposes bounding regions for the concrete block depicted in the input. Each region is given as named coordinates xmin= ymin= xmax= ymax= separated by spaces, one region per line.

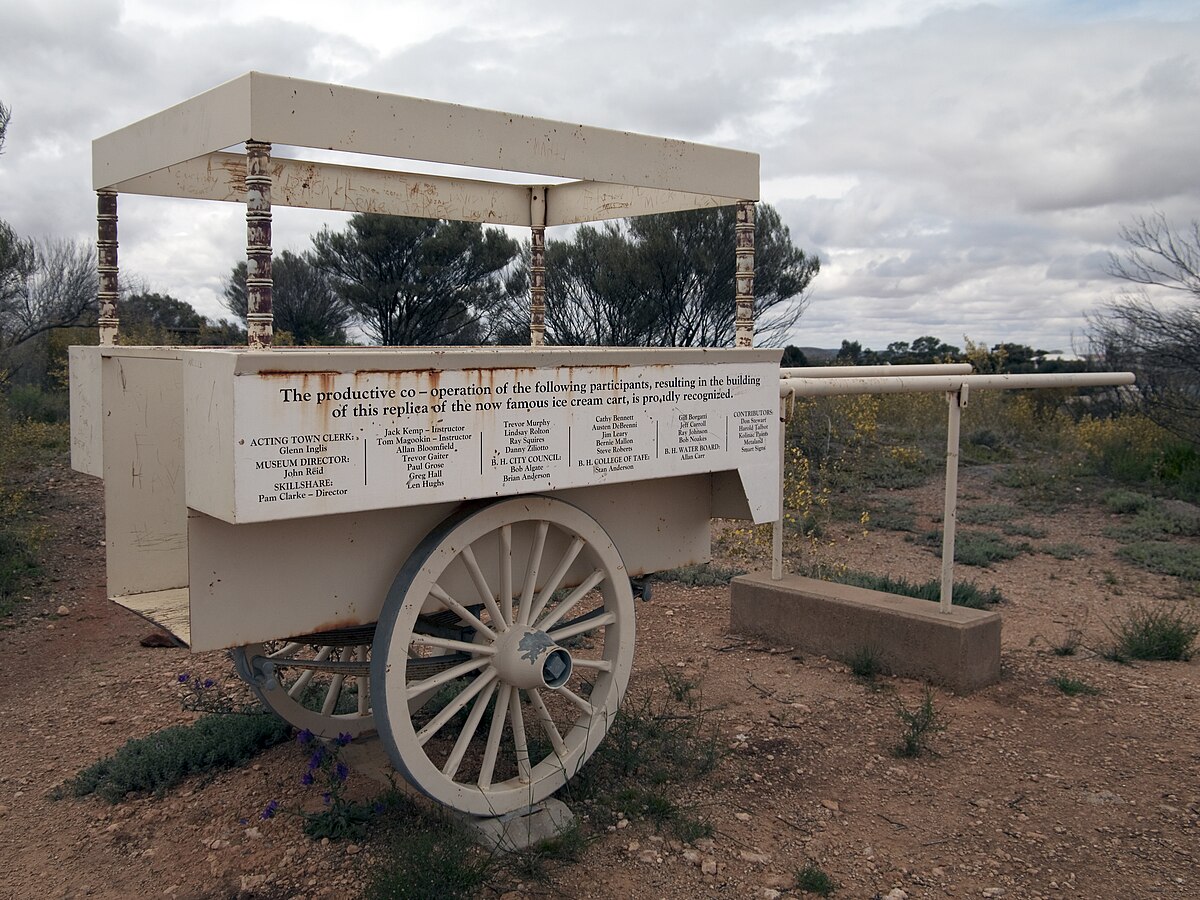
xmin=341 ymin=735 xmax=576 ymax=852
xmin=730 ymin=572 xmax=1001 ymax=693
xmin=453 ymin=798 xmax=576 ymax=853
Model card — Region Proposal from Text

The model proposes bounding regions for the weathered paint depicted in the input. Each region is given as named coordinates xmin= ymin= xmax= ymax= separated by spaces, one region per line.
xmin=97 ymin=191 xmax=119 ymax=346
xmin=179 ymin=350 xmax=781 ymax=526
xmin=245 ymin=141 xmax=273 ymax=349
xmin=734 ymin=200 xmax=755 ymax=348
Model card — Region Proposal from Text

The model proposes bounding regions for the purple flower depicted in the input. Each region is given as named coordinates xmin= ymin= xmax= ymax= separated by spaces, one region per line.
xmin=308 ymin=748 xmax=325 ymax=770
xmin=336 ymin=732 xmax=352 ymax=747
xmin=203 ymin=678 xmax=215 ymax=689
xmin=238 ymin=817 xmax=248 ymax=826
xmin=260 ymin=800 xmax=279 ymax=820
xmin=372 ymin=801 xmax=385 ymax=815
xmin=301 ymin=771 xmax=314 ymax=786
xmin=177 ymin=673 xmax=189 ymax=683
xmin=322 ymin=792 xmax=331 ymax=806
xmin=296 ymin=728 xmax=315 ymax=746
xmin=335 ymin=762 xmax=349 ymax=783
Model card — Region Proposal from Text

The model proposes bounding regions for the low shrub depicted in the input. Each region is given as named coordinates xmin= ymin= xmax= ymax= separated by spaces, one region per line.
xmin=795 ymin=860 xmax=837 ymax=895
xmin=69 ymin=713 xmax=291 ymax=802
xmin=1116 ymin=542 xmax=1200 ymax=581
xmin=893 ymin=687 xmax=944 ymax=758
xmin=1106 ymin=603 xmax=1199 ymax=661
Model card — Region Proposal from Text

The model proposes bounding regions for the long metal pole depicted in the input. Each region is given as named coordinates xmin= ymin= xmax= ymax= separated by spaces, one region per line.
xmin=773 ymin=390 xmax=789 ymax=580
xmin=780 ymin=371 xmax=1136 ymax=398
xmin=940 ymin=388 xmax=963 ymax=613
xmin=780 ymin=363 xmax=972 ymax=379
xmin=734 ymin=200 xmax=755 ymax=347
xmin=245 ymin=141 xmax=273 ymax=349
xmin=97 ymin=191 xmax=119 ymax=346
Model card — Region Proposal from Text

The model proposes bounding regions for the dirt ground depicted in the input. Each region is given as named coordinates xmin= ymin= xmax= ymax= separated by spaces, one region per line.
xmin=1 ymin=461 xmax=1197 ymax=900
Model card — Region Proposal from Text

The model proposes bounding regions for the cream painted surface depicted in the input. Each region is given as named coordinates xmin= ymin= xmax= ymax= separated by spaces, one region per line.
xmin=113 ymin=587 xmax=191 ymax=646
xmin=187 ymin=476 xmax=710 ymax=651
xmin=68 ymin=346 xmax=104 ymax=477
xmin=93 ymin=72 xmax=758 ymax=201
xmin=179 ymin=351 xmax=780 ymax=525
xmin=101 ymin=352 xmax=189 ymax=597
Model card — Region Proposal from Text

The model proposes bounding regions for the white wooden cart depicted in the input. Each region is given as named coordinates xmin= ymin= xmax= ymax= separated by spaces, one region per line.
xmin=69 ymin=74 xmax=780 ymax=817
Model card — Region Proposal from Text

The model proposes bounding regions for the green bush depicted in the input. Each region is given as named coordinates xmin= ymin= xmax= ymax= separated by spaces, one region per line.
xmin=1050 ymin=675 xmax=1100 ymax=696
xmin=1106 ymin=604 xmax=1199 ymax=661
xmin=893 ymin=687 xmax=944 ymax=758
xmin=795 ymin=861 xmax=837 ymax=895
xmin=1103 ymin=489 xmax=1154 ymax=514
xmin=922 ymin=529 xmax=1029 ymax=567
xmin=364 ymin=795 xmax=491 ymax=899
xmin=816 ymin=567 xmax=1004 ymax=609
xmin=69 ymin=713 xmax=291 ymax=802
xmin=1116 ymin=542 xmax=1200 ymax=580
xmin=4 ymin=383 xmax=70 ymax=423
xmin=655 ymin=562 xmax=746 ymax=586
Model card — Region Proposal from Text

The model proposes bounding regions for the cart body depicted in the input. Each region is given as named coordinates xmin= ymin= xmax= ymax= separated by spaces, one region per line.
xmin=71 ymin=344 xmax=779 ymax=650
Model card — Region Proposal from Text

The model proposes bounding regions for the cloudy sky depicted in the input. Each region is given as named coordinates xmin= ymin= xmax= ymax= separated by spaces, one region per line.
xmin=1 ymin=0 xmax=1197 ymax=353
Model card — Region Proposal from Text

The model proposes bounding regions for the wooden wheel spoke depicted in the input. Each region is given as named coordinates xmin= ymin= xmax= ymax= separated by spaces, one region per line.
xmin=417 ymin=669 xmax=497 ymax=746
xmin=267 ymin=641 xmax=305 ymax=660
xmin=517 ymin=520 xmax=550 ymax=626
xmin=460 ymin=545 xmax=508 ymax=630
xmin=356 ymin=645 xmax=370 ymax=716
xmin=404 ymin=655 xmax=490 ymax=701
xmin=429 ymin=584 xmax=496 ymax=641
xmin=549 ymin=610 xmax=615 ymax=643
xmin=528 ymin=536 xmax=585 ymax=625
xmin=286 ymin=645 xmax=333 ymax=698
xmin=536 ymin=568 xmax=606 ymax=632
xmin=410 ymin=633 xmax=496 ymax=656
xmin=442 ymin=681 xmax=498 ymax=780
xmin=509 ymin=688 xmax=531 ymax=784
xmin=500 ymin=523 xmax=513 ymax=623
xmin=320 ymin=674 xmax=345 ymax=716
xmin=557 ymin=685 xmax=595 ymax=717
xmin=528 ymin=689 xmax=567 ymax=759
xmin=569 ymin=657 xmax=613 ymax=673
xmin=478 ymin=683 xmax=513 ymax=790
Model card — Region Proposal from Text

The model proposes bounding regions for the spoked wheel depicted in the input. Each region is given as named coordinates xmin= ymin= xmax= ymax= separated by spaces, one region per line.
xmin=231 ymin=626 xmax=376 ymax=739
xmin=372 ymin=496 xmax=635 ymax=816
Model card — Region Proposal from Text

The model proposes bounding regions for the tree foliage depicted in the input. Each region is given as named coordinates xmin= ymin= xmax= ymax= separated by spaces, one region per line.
xmin=0 ymin=237 xmax=97 ymax=355
xmin=223 ymin=250 xmax=352 ymax=345
xmin=1089 ymin=212 xmax=1200 ymax=443
xmin=311 ymin=215 xmax=519 ymax=346
xmin=499 ymin=204 xmax=818 ymax=347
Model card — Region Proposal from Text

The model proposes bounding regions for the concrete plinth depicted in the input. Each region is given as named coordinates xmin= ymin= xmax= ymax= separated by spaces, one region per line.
xmin=730 ymin=572 xmax=1001 ymax=693
xmin=451 ymin=798 xmax=576 ymax=853
xmin=340 ymin=735 xmax=577 ymax=851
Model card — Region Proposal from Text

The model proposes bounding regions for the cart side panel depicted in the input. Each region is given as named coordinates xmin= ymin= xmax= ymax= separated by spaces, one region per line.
xmin=711 ymin=470 xmax=753 ymax=520
xmin=180 ymin=349 xmax=780 ymax=525
xmin=181 ymin=350 xmax=237 ymax=520
xmin=186 ymin=475 xmax=711 ymax=651
xmin=69 ymin=345 xmax=104 ymax=477
xmin=103 ymin=354 xmax=189 ymax=597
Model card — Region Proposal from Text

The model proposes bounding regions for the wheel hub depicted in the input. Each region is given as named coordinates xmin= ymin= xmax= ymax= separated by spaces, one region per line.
xmin=493 ymin=625 xmax=573 ymax=690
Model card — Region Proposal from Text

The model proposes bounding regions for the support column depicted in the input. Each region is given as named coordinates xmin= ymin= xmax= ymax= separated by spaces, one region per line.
xmin=245 ymin=141 xmax=273 ymax=349
xmin=97 ymin=191 xmax=119 ymax=346
xmin=734 ymin=200 xmax=755 ymax=348
xmin=939 ymin=386 xmax=966 ymax=613
xmin=529 ymin=187 xmax=547 ymax=347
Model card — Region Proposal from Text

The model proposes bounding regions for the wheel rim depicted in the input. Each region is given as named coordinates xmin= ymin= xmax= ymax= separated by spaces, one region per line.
xmin=231 ymin=633 xmax=376 ymax=739
xmin=372 ymin=497 xmax=635 ymax=816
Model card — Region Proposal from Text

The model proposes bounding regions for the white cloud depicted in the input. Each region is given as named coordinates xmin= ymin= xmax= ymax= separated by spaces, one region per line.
xmin=0 ymin=0 xmax=1196 ymax=350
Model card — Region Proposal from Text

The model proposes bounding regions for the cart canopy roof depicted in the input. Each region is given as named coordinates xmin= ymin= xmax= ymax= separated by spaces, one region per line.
xmin=93 ymin=72 xmax=759 ymax=227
